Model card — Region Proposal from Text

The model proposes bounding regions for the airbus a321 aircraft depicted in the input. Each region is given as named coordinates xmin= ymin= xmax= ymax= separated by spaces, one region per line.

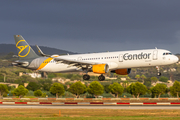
xmin=13 ymin=35 xmax=179 ymax=81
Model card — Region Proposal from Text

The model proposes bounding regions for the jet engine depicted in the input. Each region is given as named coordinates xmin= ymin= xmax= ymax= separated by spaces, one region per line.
xmin=51 ymin=54 xmax=59 ymax=57
xmin=111 ymin=68 xmax=131 ymax=75
xmin=92 ymin=64 xmax=109 ymax=74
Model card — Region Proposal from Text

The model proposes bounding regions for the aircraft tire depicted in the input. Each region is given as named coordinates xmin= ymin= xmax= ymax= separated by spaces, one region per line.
xmin=157 ymin=72 xmax=161 ymax=76
xmin=98 ymin=75 xmax=105 ymax=81
xmin=83 ymin=74 xmax=90 ymax=80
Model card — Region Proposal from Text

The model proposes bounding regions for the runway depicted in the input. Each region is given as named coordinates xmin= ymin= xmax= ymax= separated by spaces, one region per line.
xmin=0 ymin=105 xmax=180 ymax=109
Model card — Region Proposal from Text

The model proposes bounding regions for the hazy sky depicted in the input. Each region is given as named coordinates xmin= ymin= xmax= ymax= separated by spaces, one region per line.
xmin=1 ymin=0 xmax=180 ymax=53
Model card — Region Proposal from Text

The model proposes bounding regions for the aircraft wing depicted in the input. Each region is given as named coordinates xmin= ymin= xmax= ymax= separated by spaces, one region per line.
xmin=53 ymin=57 xmax=105 ymax=68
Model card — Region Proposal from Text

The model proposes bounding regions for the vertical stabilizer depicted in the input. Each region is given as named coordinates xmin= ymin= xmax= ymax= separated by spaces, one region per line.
xmin=14 ymin=35 xmax=39 ymax=60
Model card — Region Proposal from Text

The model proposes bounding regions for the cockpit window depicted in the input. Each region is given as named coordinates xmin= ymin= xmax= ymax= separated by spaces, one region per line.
xmin=163 ymin=53 xmax=172 ymax=55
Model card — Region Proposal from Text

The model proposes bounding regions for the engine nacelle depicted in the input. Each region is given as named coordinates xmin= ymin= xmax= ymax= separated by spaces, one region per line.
xmin=92 ymin=64 xmax=109 ymax=74
xmin=111 ymin=68 xmax=131 ymax=75
xmin=51 ymin=54 xmax=59 ymax=57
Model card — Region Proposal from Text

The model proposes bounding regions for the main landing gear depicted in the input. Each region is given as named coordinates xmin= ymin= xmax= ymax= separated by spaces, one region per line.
xmin=83 ymin=74 xmax=90 ymax=80
xmin=156 ymin=66 xmax=161 ymax=76
xmin=98 ymin=74 xmax=105 ymax=81
xmin=83 ymin=74 xmax=105 ymax=81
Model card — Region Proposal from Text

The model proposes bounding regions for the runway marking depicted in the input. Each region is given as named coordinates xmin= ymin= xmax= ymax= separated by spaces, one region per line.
xmin=0 ymin=105 xmax=180 ymax=109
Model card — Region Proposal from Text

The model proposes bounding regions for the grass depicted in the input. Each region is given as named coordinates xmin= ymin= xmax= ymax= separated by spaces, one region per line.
xmin=0 ymin=109 xmax=180 ymax=119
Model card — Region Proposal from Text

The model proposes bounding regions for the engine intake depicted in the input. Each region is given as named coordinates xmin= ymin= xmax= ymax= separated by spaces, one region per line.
xmin=92 ymin=64 xmax=109 ymax=74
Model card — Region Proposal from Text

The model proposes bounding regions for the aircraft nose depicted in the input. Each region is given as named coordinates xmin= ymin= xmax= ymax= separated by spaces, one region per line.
xmin=173 ymin=56 xmax=179 ymax=63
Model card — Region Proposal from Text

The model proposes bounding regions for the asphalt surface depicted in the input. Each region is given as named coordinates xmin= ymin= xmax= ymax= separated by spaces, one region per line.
xmin=0 ymin=105 xmax=180 ymax=109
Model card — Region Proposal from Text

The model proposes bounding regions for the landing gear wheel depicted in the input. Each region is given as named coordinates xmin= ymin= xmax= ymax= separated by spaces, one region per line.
xmin=157 ymin=72 xmax=161 ymax=76
xmin=98 ymin=75 xmax=105 ymax=81
xmin=83 ymin=74 xmax=90 ymax=80
xmin=156 ymin=66 xmax=161 ymax=76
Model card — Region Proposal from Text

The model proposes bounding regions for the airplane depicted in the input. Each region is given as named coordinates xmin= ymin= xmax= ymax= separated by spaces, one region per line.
xmin=13 ymin=35 xmax=179 ymax=81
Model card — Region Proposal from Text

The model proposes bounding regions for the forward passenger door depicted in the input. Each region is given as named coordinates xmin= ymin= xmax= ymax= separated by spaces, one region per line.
xmin=153 ymin=50 xmax=158 ymax=60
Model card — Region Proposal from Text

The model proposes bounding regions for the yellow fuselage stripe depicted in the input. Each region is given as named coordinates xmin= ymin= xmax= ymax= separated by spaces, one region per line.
xmin=37 ymin=58 xmax=53 ymax=70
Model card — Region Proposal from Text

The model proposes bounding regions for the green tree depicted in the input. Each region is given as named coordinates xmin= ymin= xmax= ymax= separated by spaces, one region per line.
xmin=41 ymin=92 xmax=46 ymax=97
xmin=68 ymin=81 xmax=86 ymax=98
xmin=127 ymin=82 xmax=147 ymax=98
xmin=0 ymin=84 xmax=9 ymax=98
xmin=26 ymin=82 xmax=40 ymax=91
xmin=70 ymin=74 xmax=81 ymax=81
xmin=34 ymin=89 xmax=43 ymax=97
xmin=1 ymin=73 xmax=6 ymax=82
xmin=143 ymin=78 xmax=152 ymax=88
xmin=13 ymin=85 xmax=28 ymax=98
xmin=151 ymin=77 xmax=158 ymax=83
xmin=109 ymin=82 xmax=124 ymax=98
xmin=50 ymin=83 xmax=65 ymax=98
xmin=122 ymin=81 xmax=129 ymax=92
xmin=104 ymin=84 xmax=110 ymax=93
xmin=150 ymin=86 xmax=158 ymax=98
xmin=66 ymin=74 xmax=73 ymax=79
xmin=42 ymin=83 xmax=51 ymax=91
xmin=135 ymin=75 xmax=140 ymax=80
xmin=15 ymin=75 xmax=33 ymax=84
xmin=141 ymin=75 xmax=146 ymax=83
xmin=122 ymin=81 xmax=129 ymax=88
xmin=87 ymin=81 xmax=104 ymax=98
xmin=38 ymin=79 xmax=52 ymax=91
xmin=48 ymin=73 xmax=56 ymax=79
xmin=159 ymin=76 xmax=169 ymax=82
xmin=150 ymin=83 xmax=167 ymax=98
xmin=170 ymin=81 xmax=180 ymax=98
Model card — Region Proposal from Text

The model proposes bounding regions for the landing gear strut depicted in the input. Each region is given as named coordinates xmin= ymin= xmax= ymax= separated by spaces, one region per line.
xmin=156 ymin=66 xmax=161 ymax=76
xmin=83 ymin=74 xmax=90 ymax=80
xmin=98 ymin=74 xmax=105 ymax=81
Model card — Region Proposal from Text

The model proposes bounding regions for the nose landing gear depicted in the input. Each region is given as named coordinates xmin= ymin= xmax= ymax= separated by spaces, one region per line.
xmin=156 ymin=66 xmax=161 ymax=76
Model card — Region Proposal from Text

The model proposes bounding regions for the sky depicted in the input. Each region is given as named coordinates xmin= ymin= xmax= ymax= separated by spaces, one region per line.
xmin=1 ymin=0 xmax=180 ymax=54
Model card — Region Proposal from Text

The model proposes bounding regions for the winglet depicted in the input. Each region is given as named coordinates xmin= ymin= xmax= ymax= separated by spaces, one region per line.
xmin=36 ymin=45 xmax=50 ymax=57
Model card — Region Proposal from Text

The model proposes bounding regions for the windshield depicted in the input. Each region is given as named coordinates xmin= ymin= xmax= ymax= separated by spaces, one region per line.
xmin=163 ymin=53 xmax=172 ymax=55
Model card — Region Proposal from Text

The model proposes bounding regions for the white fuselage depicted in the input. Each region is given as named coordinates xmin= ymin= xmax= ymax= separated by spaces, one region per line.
xmin=36 ymin=49 xmax=179 ymax=73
